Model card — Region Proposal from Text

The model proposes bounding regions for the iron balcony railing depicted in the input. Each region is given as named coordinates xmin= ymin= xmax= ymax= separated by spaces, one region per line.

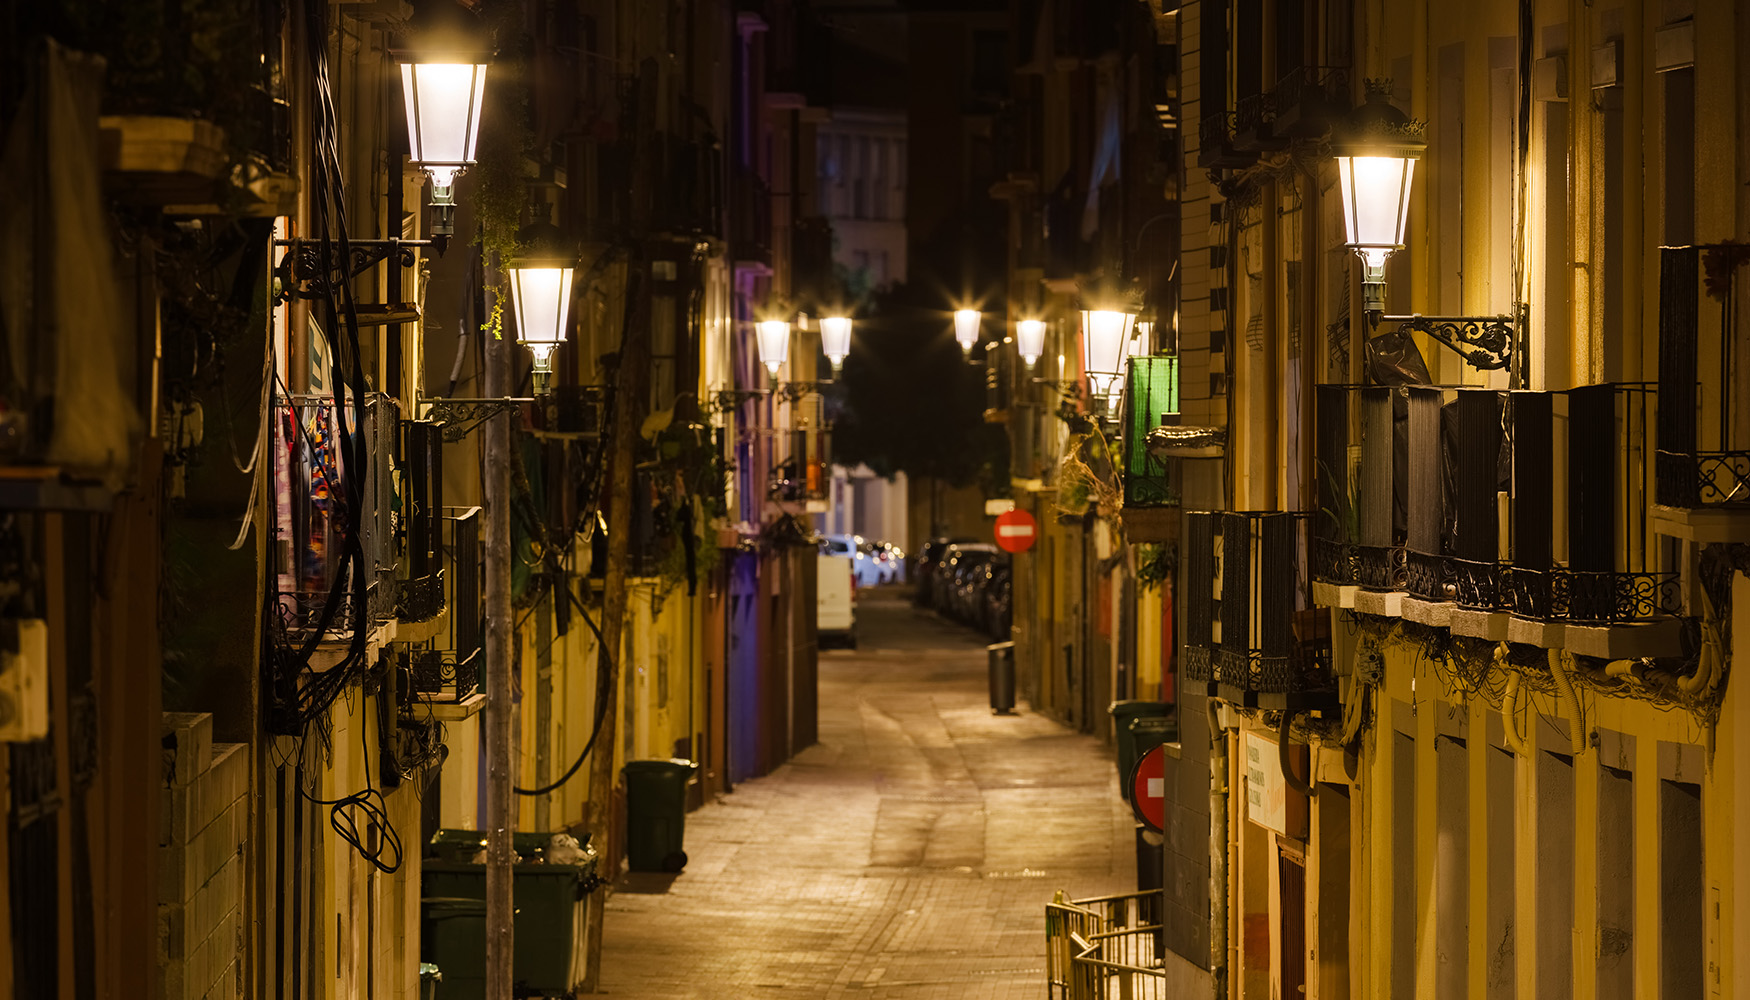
xmin=1656 ymin=244 xmax=1750 ymax=507
xmin=398 ymin=419 xmax=444 ymax=622
xmin=1270 ymin=65 xmax=1351 ymax=136
xmin=1183 ymin=510 xmax=1334 ymax=707
xmin=1312 ymin=382 xmax=1681 ymax=625
xmin=729 ymin=166 xmax=773 ymax=266
xmin=1046 ymin=890 xmax=1166 ymax=1000
xmin=405 ymin=506 xmax=483 ymax=703
xmin=769 ymin=428 xmax=830 ymax=503
xmin=271 ymin=392 xmax=401 ymax=641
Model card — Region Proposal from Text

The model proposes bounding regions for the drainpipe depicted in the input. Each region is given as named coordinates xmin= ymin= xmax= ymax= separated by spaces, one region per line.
xmin=1208 ymin=698 xmax=1229 ymax=1000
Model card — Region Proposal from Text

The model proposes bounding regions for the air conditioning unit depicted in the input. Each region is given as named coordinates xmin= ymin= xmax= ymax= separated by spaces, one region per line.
xmin=0 ymin=619 xmax=48 ymax=742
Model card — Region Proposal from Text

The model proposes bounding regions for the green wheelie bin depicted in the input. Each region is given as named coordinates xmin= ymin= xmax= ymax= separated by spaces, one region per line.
xmin=1109 ymin=700 xmax=1174 ymax=800
xmin=622 ymin=758 xmax=698 ymax=872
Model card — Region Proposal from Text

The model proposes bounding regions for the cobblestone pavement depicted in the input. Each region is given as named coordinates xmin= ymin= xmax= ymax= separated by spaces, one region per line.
xmin=596 ymin=590 xmax=1137 ymax=998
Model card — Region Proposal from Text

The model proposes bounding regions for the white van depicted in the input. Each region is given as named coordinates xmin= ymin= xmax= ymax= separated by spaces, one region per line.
xmin=817 ymin=551 xmax=856 ymax=648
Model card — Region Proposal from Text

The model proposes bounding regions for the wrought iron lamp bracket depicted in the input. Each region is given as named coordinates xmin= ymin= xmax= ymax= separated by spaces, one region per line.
xmin=775 ymin=380 xmax=835 ymax=403
xmin=1376 ymin=312 xmax=1516 ymax=372
xmin=711 ymin=388 xmax=770 ymax=413
xmin=420 ymin=397 xmax=534 ymax=442
xmin=273 ymin=238 xmax=432 ymax=303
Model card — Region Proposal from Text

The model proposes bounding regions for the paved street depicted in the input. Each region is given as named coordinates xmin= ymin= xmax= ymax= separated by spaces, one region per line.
xmin=596 ymin=589 xmax=1138 ymax=998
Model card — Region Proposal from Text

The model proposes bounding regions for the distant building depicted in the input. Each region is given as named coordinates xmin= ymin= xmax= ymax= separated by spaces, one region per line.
xmin=817 ymin=107 xmax=909 ymax=292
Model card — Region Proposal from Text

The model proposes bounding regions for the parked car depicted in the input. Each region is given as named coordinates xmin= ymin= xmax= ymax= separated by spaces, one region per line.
xmin=935 ymin=543 xmax=999 ymax=620
xmin=914 ymin=537 xmax=973 ymax=606
xmin=816 ymin=550 xmax=856 ymax=648
xmin=874 ymin=541 xmax=905 ymax=584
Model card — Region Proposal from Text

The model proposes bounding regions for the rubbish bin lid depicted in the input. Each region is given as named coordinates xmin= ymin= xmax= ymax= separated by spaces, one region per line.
xmin=1108 ymin=699 xmax=1172 ymax=718
xmin=1128 ymin=716 xmax=1176 ymax=733
xmin=622 ymin=758 xmax=699 ymax=775
xmin=430 ymin=829 xmax=488 ymax=848
xmin=421 ymin=896 xmax=488 ymax=916
xmin=985 ymin=640 xmax=1015 ymax=651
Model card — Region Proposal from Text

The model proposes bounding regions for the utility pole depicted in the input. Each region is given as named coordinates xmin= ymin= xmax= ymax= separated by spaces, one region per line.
xmin=481 ymin=257 xmax=515 ymax=1000
xmin=582 ymin=59 xmax=657 ymax=993
xmin=581 ymin=257 xmax=647 ymax=993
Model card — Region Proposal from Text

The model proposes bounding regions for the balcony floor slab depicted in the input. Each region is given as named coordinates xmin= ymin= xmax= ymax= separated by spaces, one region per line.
xmin=1353 ymin=589 xmax=1403 ymax=619
xmin=1401 ymin=597 xmax=1453 ymax=629
xmin=1507 ymin=616 xmax=1565 ymax=649
xmin=1563 ymin=618 xmax=1684 ymax=660
xmin=1313 ymin=581 xmax=1357 ymax=610
xmin=1449 ymin=608 xmax=1510 ymax=642
xmin=1650 ymin=504 xmax=1750 ymax=544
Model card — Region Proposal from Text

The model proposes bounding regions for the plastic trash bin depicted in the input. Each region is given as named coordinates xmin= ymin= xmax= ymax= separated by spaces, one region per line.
xmin=420 ymin=898 xmax=485 ymax=999
xmin=986 ymin=640 xmax=1016 ymax=715
xmin=1109 ymin=700 xmax=1173 ymax=799
xmin=421 ymin=830 xmax=600 ymax=999
xmin=623 ymin=758 xmax=698 ymax=872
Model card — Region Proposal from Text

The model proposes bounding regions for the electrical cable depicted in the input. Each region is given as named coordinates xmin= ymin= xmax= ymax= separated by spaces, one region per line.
xmin=513 ymin=582 xmax=613 ymax=797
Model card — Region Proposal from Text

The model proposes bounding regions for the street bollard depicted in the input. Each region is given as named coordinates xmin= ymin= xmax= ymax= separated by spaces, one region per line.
xmin=986 ymin=640 xmax=1016 ymax=715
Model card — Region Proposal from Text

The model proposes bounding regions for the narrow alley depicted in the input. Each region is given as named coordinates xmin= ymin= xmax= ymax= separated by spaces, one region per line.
xmin=597 ymin=589 xmax=1136 ymax=999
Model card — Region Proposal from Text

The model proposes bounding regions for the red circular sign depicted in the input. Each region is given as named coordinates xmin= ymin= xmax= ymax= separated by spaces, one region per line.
xmin=1130 ymin=745 xmax=1166 ymax=832
xmin=994 ymin=509 xmax=1037 ymax=553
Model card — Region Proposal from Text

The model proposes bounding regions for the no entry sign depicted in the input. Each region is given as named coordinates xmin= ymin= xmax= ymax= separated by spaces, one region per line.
xmin=994 ymin=508 xmax=1037 ymax=553
xmin=1130 ymin=744 xmax=1166 ymax=832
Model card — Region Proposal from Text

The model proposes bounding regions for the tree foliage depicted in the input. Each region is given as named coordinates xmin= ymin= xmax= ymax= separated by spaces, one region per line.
xmin=831 ymin=280 xmax=1008 ymax=491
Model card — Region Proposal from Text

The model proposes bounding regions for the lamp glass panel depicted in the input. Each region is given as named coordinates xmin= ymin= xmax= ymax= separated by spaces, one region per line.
xmin=1081 ymin=309 xmax=1135 ymax=394
xmin=757 ymin=320 xmax=791 ymax=374
xmin=401 ymin=63 xmax=487 ymax=167
xmin=509 ymin=266 xmax=573 ymax=348
xmin=953 ymin=309 xmax=981 ymax=351
xmin=1336 ymin=154 xmax=1415 ymax=250
xmin=819 ymin=316 xmax=853 ymax=364
xmin=1016 ymin=319 xmax=1046 ymax=363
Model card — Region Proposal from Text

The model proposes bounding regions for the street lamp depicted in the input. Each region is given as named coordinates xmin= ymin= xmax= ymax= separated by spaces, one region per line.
xmin=1332 ymin=81 xmax=1424 ymax=320
xmin=506 ymin=224 xmax=574 ymax=395
xmin=1015 ymin=319 xmax=1046 ymax=368
xmin=819 ymin=315 xmax=852 ymax=374
xmin=393 ymin=5 xmax=491 ymax=244
xmin=1333 ymin=81 xmax=1516 ymax=372
xmin=757 ymin=319 xmax=792 ymax=383
xmin=1080 ymin=307 xmax=1136 ymax=412
xmin=953 ymin=309 xmax=981 ymax=356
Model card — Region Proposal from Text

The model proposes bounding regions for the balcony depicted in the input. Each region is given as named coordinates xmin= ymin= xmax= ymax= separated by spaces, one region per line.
xmin=397 ymin=419 xmax=445 ymax=624
xmin=1653 ymin=244 xmax=1750 ymax=540
xmin=1183 ymin=511 xmax=1334 ymax=710
xmin=1196 ymin=111 xmax=1256 ymax=169
xmin=271 ymin=392 xmax=401 ymax=645
xmin=404 ymin=507 xmax=483 ymax=708
xmin=1230 ymin=91 xmax=1285 ymax=152
xmin=1312 ymin=382 xmax=1684 ymax=658
xmin=1269 ymin=65 xmax=1351 ymax=137
xmin=729 ymin=166 xmax=773 ymax=267
xmin=769 ymin=428 xmax=830 ymax=507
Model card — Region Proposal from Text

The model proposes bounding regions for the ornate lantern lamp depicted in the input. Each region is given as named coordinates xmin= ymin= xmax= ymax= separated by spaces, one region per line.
xmin=819 ymin=315 xmax=853 ymax=374
xmin=1015 ymin=319 xmax=1047 ymax=368
xmin=1080 ymin=307 xmax=1136 ymax=412
xmin=953 ymin=309 xmax=982 ymax=356
xmin=393 ymin=4 xmax=491 ymax=244
xmin=757 ymin=319 xmax=792 ymax=384
xmin=1333 ymin=82 xmax=1425 ymax=320
xmin=506 ymin=223 xmax=575 ymax=394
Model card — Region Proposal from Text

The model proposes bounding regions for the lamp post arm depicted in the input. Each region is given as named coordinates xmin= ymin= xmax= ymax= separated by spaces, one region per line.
xmin=1376 ymin=313 xmax=1516 ymax=372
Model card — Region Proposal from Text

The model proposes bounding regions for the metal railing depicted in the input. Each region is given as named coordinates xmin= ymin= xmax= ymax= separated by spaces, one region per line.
xmin=406 ymin=506 xmax=483 ymax=702
xmin=1046 ymin=890 xmax=1166 ymax=1000
xmin=1183 ymin=510 xmax=1334 ymax=704
xmin=1656 ymin=244 xmax=1750 ymax=507
xmin=272 ymin=392 xmax=401 ymax=641
xmin=1311 ymin=382 xmax=1681 ymax=624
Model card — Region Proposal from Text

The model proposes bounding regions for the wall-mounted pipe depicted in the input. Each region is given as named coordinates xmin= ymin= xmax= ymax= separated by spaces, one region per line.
xmin=1547 ymin=648 xmax=1587 ymax=756
xmin=1277 ymin=709 xmax=1318 ymax=799
xmin=1208 ymin=699 xmax=1228 ymax=1000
